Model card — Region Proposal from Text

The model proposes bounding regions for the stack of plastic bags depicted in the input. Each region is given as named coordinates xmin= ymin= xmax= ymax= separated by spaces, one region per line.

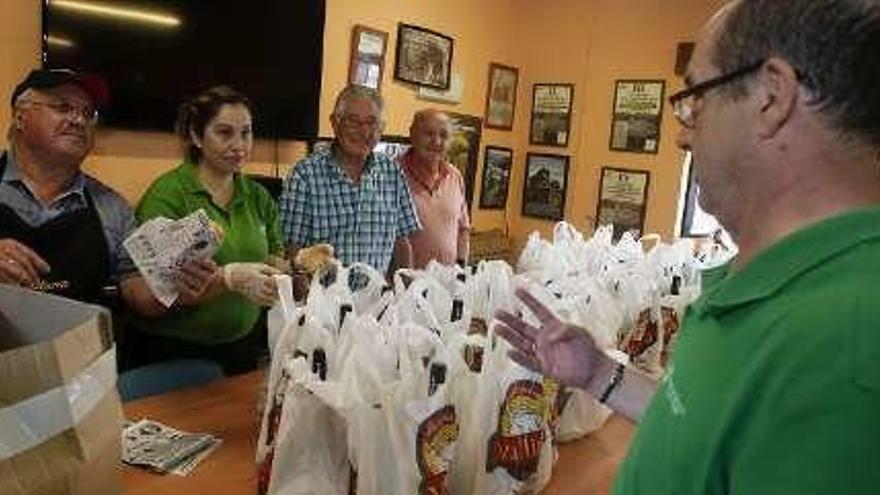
xmin=257 ymin=260 xmax=561 ymax=495
xmin=256 ymin=222 xmax=726 ymax=494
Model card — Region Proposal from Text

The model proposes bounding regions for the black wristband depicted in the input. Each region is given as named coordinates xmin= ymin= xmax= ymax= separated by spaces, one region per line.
xmin=599 ymin=362 xmax=626 ymax=404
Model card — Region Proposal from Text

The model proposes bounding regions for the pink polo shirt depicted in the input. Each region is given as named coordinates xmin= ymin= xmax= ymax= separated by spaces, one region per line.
xmin=399 ymin=151 xmax=470 ymax=268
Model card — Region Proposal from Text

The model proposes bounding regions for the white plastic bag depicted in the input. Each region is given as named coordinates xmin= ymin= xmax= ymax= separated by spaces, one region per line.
xmin=265 ymin=359 xmax=350 ymax=495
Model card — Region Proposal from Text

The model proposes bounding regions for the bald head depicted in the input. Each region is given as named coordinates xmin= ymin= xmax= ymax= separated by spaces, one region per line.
xmin=409 ymin=109 xmax=452 ymax=167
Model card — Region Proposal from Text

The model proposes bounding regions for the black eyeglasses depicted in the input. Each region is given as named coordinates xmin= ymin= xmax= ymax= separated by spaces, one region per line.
xmin=669 ymin=59 xmax=765 ymax=128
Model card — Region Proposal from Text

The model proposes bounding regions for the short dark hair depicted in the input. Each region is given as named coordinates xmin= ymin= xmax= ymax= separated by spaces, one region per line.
xmin=713 ymin=0 xmax=880 ymax=146
xmin=176 ymin=85 xmax=253 ymax=163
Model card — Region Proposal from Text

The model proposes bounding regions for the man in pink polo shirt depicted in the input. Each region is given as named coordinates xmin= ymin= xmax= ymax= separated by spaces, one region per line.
xmin=399 ymin=109 xmax=470 ymax=268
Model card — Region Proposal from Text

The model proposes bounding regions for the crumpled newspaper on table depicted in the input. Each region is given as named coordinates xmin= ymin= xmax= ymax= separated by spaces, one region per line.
xmin=123 ymin=209 xmax=221 ymax=307
xmin=122 ymin=419 xmax=220 ymax=475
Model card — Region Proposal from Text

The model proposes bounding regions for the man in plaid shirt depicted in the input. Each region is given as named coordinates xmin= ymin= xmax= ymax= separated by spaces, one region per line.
xmin=280 ymin=85 xmax=420 ymax=278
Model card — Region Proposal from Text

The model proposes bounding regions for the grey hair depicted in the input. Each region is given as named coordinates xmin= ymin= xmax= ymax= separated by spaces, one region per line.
xmin=332 ymin=85 xmax=384 ymax=119
xmin=712 ymin=0 xmax=880 ymax=146
xmin=6 ymin=89 xmax=32 ymax=145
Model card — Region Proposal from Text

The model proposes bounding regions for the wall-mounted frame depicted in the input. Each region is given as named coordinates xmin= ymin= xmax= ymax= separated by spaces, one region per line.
xmin=595 ymin=166 xmax=650 ymax=240
xmin=446 ymin=113 xmax=483 ymax=213
xmin=484 ymin=63 xmax=519 ymax=130
xmin=394 ymin=23 xmax=454 ymax=89
xmin=479 ymin=146 xmax=513 ymax=210
xmin=529 ymin=83 xmax=574 ymax=147
xmin=522 ymin=153 xmax=569 ymax=220
xmin=373 ymin=135 xmax=411 ymax=162
xmin=348 ymin=25 xmax=389 ymax=91
xmin=609 ymin=80 xmax=665 ymax=154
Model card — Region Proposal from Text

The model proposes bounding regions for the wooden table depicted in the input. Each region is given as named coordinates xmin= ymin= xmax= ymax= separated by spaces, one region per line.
xmin=122 ymin=371 xmax=634 ymax=495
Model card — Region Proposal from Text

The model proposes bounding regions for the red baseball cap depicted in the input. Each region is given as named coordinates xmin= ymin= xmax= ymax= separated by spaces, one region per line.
xmin=10 ymin=68 xmax=110 ymax=109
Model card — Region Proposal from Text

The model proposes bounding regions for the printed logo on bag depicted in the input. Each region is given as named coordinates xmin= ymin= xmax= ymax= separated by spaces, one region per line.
xmin=622 ymin=306 xmax=680 ymax=367
xmin=542 ymin=377 xmax=563 ymax=434
xmin=464 ymin=344 xmax=484 ymax=372
xmin=469 ymin=317 xmax=488 ymax=335
xmin=486 ymin=379 xmax=546 ymax=481
xmin=257 ymin=369 xmax=291 ymax=495
xmin=416 ymin=405 xmax=459 ymax=495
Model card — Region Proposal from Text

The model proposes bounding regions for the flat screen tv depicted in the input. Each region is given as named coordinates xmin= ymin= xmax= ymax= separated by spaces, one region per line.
xmin=43 ymin=0 xmax=325 ymax=139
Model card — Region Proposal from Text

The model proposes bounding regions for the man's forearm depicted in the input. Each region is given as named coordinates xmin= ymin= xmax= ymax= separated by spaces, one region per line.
xmin=457 ymin=228 xmax=470 ymax=264
xmin=390 ymin=237 xmax=413 ymax=277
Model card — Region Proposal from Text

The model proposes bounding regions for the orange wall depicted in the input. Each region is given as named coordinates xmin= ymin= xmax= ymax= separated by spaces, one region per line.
xmin=0 ymin=0 xmax=723 ymax=243
xmin=507 ymin=0 xmax=726 ymax=249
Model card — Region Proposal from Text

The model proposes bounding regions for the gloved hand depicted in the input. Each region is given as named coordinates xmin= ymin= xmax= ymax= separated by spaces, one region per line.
xmin=222 ymin=262 xmax=282 ymax=306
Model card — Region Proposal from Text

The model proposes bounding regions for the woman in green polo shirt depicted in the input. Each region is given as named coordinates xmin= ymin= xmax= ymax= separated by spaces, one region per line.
xmin=128 ymin=86 xmax=285 ymax=375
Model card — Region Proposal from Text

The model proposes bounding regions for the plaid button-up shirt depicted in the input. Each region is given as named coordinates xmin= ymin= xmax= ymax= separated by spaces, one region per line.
xmin=280 ymin=147 xmax=421 ymax=273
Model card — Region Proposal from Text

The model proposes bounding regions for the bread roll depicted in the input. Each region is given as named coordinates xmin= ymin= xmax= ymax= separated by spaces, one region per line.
xmin=294 ymin=243 xmax=335 ymax=274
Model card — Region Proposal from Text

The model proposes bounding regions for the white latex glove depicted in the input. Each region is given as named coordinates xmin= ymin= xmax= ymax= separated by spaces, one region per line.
xmin=222 ymin=262 xmax=282 ymax=306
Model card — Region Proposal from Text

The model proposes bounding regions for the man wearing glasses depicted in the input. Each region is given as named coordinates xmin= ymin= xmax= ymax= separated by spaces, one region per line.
xmin=0 ymin=68 xmax=136 ymax=305
xmin=495 ymin=0 xmax=880 ymax=493
xmin=280 ymin=85 xmax=420 ymax=285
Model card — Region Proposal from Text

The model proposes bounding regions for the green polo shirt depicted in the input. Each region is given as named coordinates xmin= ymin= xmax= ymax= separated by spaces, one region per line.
xmin=614 ymin=208 xmax=880 ymax=495
xmin=135 ymin=162 xmax=283 ymax=344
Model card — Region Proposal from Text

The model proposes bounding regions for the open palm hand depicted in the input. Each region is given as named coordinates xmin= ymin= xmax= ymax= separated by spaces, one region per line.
xmin=494 ymin=287 xmax=603 ymax=389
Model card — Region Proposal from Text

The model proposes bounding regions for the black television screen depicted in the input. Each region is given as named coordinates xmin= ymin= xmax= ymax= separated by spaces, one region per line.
xmin=43 ymin=0 xmax=325 ymax=139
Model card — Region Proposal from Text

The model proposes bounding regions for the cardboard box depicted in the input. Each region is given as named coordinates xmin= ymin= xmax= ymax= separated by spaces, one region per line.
xmin=0 ymin=285 xmax=122 ymax=495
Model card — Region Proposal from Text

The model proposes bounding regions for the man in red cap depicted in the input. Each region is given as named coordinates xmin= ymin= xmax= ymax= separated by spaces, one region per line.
xmin=0 ymin=68 xmax=215 ymax=318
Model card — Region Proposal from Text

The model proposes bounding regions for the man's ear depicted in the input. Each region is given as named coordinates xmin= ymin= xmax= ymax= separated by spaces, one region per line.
xmin=755 ymin=57 xmax=799 ymax=139
xmin=189 ymin=128 xmax=202 ymax=149
xmin=13 ymin=108 xmax=25 ymax=130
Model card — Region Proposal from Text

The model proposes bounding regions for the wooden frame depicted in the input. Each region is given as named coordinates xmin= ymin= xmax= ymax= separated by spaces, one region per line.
xmin=393 ymin=23 xmax=454 ymax=89
xmin=348 ymin=25 xmax=389 ymax=91
xmin=529 ymin=83 xmax=574 ymax=147
xmin=521 ymin=153 xmax=570 ymax=220
xmin=479 ymin=146 xmax=513 ymax=210
xmin=609 ymin=80 xmax=666 ymax=154
xmin=446 ymin=113 xmax=483 ymax=213
xmin=595 ymin=166 xmax=651 ymax=240
xmin=483 ymin=63 xmax=519 ymax=130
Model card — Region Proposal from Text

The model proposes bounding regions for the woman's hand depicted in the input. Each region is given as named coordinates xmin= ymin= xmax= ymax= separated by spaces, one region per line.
xmin=175 ymin=257 xmax=221 ymax=307
xmin=223 ymin=262 xmax=283 ymax=306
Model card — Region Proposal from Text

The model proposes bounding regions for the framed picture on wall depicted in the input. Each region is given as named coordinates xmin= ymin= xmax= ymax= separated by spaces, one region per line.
xmin=348 ymin=25 xmax=389 ymax=91
xmin=595 ymin=166 xmax=651 ymax=240
xmin=394 ymin=23 xmax=454 ymax=89
xmin=479 ymin=146 xmax=513 ymax=209
xmin=484 ymin=63 xmax=519 ymax=130
xmin=522 ymin=153 xmax=569 ymax=220
xmin=609 ymin=80 xmax=665 ymax=154
xmin=446 ymin=113 xmax=483 ymax=213
xmin=373 ymin=135 xmax=410 ymax=161
xmin=529 ymin=83 xmax=574 ymax=147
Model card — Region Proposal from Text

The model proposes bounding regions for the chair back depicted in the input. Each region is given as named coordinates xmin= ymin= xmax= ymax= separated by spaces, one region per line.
xmin=119 ymin=358 xmax=225 ymax=402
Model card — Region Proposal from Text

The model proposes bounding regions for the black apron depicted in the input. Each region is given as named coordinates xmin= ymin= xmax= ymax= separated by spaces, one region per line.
xmin=0 ymin=153 xmax=111 ymax=304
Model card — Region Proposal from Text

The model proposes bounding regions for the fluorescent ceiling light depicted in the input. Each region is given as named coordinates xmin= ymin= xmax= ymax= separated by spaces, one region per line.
xmin=47 ymin=34 xmax=76 ymax=48
xmin=51 ymin=0 xmax=182 ymax=28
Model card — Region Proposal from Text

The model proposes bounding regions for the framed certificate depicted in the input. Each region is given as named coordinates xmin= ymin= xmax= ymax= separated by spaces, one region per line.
xmin=609 ymin=80 xmax=665 ymax=154
xmin=348 ymin=25 xmax=389 ymax=91
xmin=529 ymin=83 xmax=574 ymax=147
xmin=595 ymin=166 xmax=650 ymax=240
